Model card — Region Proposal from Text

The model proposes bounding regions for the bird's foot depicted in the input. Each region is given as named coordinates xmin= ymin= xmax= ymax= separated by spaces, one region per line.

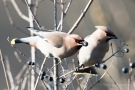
xmin=75 ymin=64 xmax=84 ymax=72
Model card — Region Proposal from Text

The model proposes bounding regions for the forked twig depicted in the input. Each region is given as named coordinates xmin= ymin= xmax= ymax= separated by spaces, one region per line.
xmin=57 ymin=0 xmax=72 ymax=30
xmin=65 ymin=75 xmax=76 ymax=90
xmin=68 ymin=0 xmax=93 ymax=34
xmin=3 ymin=0 xmax=29 ymax=36
xmin=0 ymin=50 xmax=10 ymax=90
xmin=106 ymin=72 xmax=121 ymax=90
xmin=25 ymin=0 xmax=42 ymax=29
xmin=20 ymin=67 xmax=29 ymax=90
xmin=34 ymin=57 xmax=47 ymax=90
xmin=88 ymin=59 xmax=114 ymax=90
xmin=83 ymin=74 xmax=91 ymax=90
xmin=102 ymin=42 xmax=127 ymax=63
xmin=72 ymin=59 xmax=82 ymax=90
xmin=10 ymin=0 xmax=29 ymax=22
xmin=5 ymin=56 xmax=15 ymax=90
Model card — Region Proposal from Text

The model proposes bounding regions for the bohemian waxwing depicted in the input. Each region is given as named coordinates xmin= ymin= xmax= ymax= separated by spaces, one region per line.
xmin=74 ymin=26 xmax=118 ymax=75
xmin=10 ymin=27 xmax=88 ymax=60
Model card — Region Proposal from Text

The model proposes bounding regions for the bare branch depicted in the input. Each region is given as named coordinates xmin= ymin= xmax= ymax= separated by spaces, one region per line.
xmin=53 ymin=58 xmax=59 ymax=90
xmin=102 ymin=42 xmax=127 ymax=63
xmin=57 ymin=0 xmax=72 ymax=30
xmin=72 ymin=59 xmax=82 ymax=90
xmin=34 ymin=57 xmax=47 ymax=90
xmin=34 ymin=0 xmax=39 ymax=16
xmin=5 ymin=56 xmax=15 ymax=90
xmin=64 ymin=75 xmax=76 ymax=90
xmin=54 ymin=0 xmax=57 ymax=31
xmin=62 ymin=59 xmax=75 ymax=90
xmin=21 ymin=68 xmax=29 ymax=90
xmin=3 ymin=0 xmax=13 ymax=24
xmin=59 ymin=0 xmax=64 ymax=31
xmin=41 ymin=81 xmax=52 ymax=90
xmin=15 ymin=64 xmax=28 ymax=85
xmin=68 ymin=0 xmax=93 ymax=34
xmin=88 ymin=59 xmax=114 ymax=90
xmin=83 ymin=74 xmax=91 ymax=90
xmin=3 ymin=0 xmax=30 ymax=36
xmin=106 ymin=72 xmax=121 ymax=90
xmin=0 ymin=50 xmax=10 ymax=90
xmin=25 ymin=0 xmax=42 ymax=29
xmin=128 ymin=58 xmax=132 ymax=90
xmin=10 ymin=0 xmax=29 ymax=22
xmin=14 ymin=51 xmax=22 ymax=63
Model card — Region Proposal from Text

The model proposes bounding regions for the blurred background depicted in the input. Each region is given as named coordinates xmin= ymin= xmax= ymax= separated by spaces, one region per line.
xmin=0 ymin=0 xmax=135 ymax=90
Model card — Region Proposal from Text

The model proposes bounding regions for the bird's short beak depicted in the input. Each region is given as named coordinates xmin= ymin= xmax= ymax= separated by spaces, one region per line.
xmin=78 ymin=40 xmax=88 ymax=46
xmin=108 ymin=35 xmax=118 ymax=39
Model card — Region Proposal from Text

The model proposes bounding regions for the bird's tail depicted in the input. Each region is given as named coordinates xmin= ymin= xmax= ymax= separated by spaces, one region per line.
xmin=11 ymin=38 xmax=24 ymax=45
xmin=73 ymin=67 xmax=98 ymax=76
xmin=10 ymin=37 xmax=39 ymax=45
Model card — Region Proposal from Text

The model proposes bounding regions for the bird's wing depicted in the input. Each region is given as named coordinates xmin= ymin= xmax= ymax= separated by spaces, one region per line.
xmin=27 ymin=27 xmax=66 ymax=48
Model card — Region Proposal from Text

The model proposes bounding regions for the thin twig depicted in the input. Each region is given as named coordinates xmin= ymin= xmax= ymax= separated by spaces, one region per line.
xmin=53 ymin=58 xmax=59 ymax=90
xmin=34 ymin=57 xmax=47 ymax=90
xmin=88 ymin=59 xmax=114 ymax=90
xmin=83 ymin=74 xmax=91 ymax=90
xmin=57 ymin=0 xmax=72 ymax=30
xmin=102 ymin=43 xmax=126 ymax=63
xmin=63 ymin=59 xmax=75 ymax=90
xmin=46 ymin=60 xmax=61 ymax=73
xmin=54 ymin=0 xmax=57 ymax=31
xmin=59 ymin=0 xmax=64 ymax=31
xmin=65 ymin=75 xmax=76 ymax=90
xmin=3 ymin=0 xmax=13 ymax=24
xmin=34 ymin=0 xmax=39 ymax=16
xmin=106 ymin=72 xmax=121 ymax=90
xmin=59 ymin=69 xmax=75 ymax=78
xmin=25 ymin=0 xmax=42 ymax=29
xmin=72 ymin=59 xmax=82 ymax=90
xmin=68 ymin=0 xmax=93 ymax=34
xmin=41 ymin=81 xmax=52 ymax=90
xmin=21 ymin=67 xmax=29 ymax=90
xmin=10 ymin=0 xmax=29 ymax=22
xmin=0 ymin=50 xmax=10 ymax=90
xmin=14 ymin=51 xmax=22 ymax=63
xmin=3 ymin=0 xmax=29 ymax=36
xmin=128 ymin=58 xmax=132 ymax=90
xmin=15 ymin=64 xmax=28 ymax=85
xmin=5 ymin=56 xmax=15 ymax=90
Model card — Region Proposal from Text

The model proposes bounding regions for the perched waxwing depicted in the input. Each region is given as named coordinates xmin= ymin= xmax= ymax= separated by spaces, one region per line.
xmin=74 ymin=26 xmax=118 ymax=75
xmin=11 ymin=27 xmax=88 ymax=60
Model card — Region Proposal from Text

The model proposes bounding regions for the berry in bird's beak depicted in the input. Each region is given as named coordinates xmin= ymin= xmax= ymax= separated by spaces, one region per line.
xmin=83 ymin=41 xmax=88 ymax=46
xmin=78 ymin=40 xmax=88 ymax=46
xmin=75 ymin=39 xmax=88 ymax=46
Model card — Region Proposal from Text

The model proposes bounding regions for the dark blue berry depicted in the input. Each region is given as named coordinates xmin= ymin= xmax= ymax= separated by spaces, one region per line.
xmin=122 ymin=67 xmax=128 ymax=73
xmin=130 ymin=62 xmax=135 ymax=68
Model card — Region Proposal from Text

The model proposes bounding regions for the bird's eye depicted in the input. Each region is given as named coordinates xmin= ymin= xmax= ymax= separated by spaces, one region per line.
xmin=74 ymin=39 xmax=80 ymax=43
xmin=106 ymin=33 xmax=112 ymax=36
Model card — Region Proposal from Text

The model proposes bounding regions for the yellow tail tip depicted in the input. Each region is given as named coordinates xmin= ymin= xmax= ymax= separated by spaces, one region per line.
xmin=11 ymin=38 xmax=16 ymax=44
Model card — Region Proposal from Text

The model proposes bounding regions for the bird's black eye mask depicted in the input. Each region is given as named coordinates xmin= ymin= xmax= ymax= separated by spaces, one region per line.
xmin=105 ymin=32 xmax=118 ymax=41
xmin=74 ymin=39 xmax=88 ymax=46
xmin=106 ymin=33 xmax=115 ymax=37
